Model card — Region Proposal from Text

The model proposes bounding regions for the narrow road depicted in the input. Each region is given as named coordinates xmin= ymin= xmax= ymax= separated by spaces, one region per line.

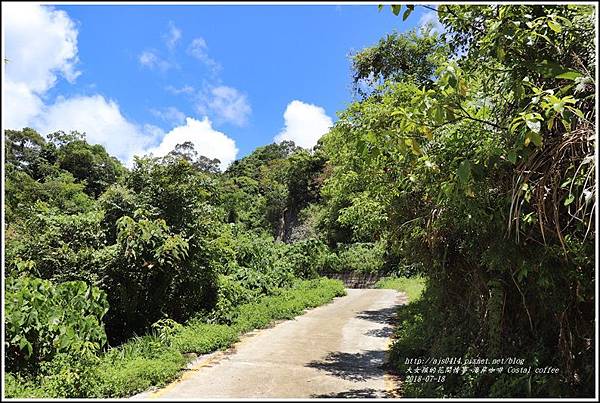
xmin=134 ymin=289 xmax=406 ymax=399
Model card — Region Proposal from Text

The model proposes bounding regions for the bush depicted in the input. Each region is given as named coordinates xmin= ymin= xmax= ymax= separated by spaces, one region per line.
xmin=4 ymin=203 xmax=107 ymax=284
xmin=102 ymin=211 xmax=218 ymax=342
xmin=208 ymin=274 xmax=253 ymax=324
xmin=333 ymin=241 xmax=386 ymax=273
xmin=284 ymin=238 xmax=334 ymax=277
xmin=5 ymin=276 xmax=108 ymax=373
xmin=225 ymin=229 xmax=295 ymax=295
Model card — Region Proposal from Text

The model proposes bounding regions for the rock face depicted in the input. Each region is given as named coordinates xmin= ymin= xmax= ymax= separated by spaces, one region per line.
xmin=320 ymin=271 xmax=382 ymax=288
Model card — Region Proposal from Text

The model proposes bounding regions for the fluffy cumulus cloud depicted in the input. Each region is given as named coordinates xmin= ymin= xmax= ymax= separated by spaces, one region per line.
xmin=274 ymin=100 xmax=333 ymax=149
xmin=3 ymin=81 xmax=44 ymax=129
xmin=33 ymin=95 xmax=162 ymax=163
xmin=146 ymin=117 xmax=238 ymax=170
xmin=2 ymin=5 xmax=162 ymax=165
xmin=3 ymin=2 xmax=80 ymax=128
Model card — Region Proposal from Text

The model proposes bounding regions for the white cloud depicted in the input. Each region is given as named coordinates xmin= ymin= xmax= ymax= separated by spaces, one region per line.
xmin=3 ymin=80 xmax=45 ymax=129
xmin=187 ymin=37 xmax=220 ymax=72
xmin=418 ymin=11 xmax=445 ymax=35
xmin=150 ymin=106 xmax=186 ymax=125
xmin=164 ymin=21 xmax=181 ymax=51
xmin=33 ymin=95 xmax=162 ymax=164
xmin=3 ymin=3 xmax=80 ymax=129
xmin=2 ymin=3 xmax=159 ymax=164
xmin=274 ymin=100 xmax=333 ymax=149
xmin=197 ymin=85 xmax=251 ymax=127
xmin=146 ymin=117 xmax=238 ymax=170
xmin=138 ymin=50 xmax=172 ymax=71
xmin=166 ymin=84 xmax=195 ymax=95
xmin=3 ymin=3 xmax=80 ymax=93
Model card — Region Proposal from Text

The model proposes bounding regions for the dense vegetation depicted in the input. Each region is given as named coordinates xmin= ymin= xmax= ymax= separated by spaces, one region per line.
xmin=336 ymin=4 xmax=595 ymax=398
xmin=3 ymin=127 xmax=352 ymax=396
xmin=3 ymin=4 xmax=596 ymax=398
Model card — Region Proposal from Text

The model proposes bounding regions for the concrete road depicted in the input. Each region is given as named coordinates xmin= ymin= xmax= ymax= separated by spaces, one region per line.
xmin=134 ymin=289 xmax=406 ymax=399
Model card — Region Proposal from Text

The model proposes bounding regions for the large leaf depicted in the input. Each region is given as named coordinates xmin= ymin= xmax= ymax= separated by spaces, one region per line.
xmin=456 ymin=160 xmax=472 ymax=184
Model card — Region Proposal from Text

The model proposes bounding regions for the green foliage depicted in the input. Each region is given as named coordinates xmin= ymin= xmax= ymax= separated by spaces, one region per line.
xmin=94 ymin=336 xmax=186 ymax=398
xmin=209 ymin=274 xmax=255 ymax=324
xmin=97 ymin=184 xmax=136 ymax=244
xmin=48 ymin=131 xmax=125 ymax=197
xmin=5 ymin=204 xmax=107 ymax=284
xmin=103 ymin=211 xmax=212 ymax=341
xmin=5 ymin=278 xmax=345 ymax=398
xmin=231 ymin=278 xmax=346 ymax=333
xmin=374 ymin=275 xmax=426 ymax=301
xmin=169 ymin=322 xmax=239 ymax=355
xmin=284 ymin=238 xmax=332 ymax=278
xmin=221 ymin=141 xmax=326 ymax=240
xmin=352 ymin=26 xmax=448 ymax=93
xmin=335 ymin=242 xmax=386 ymax=273
xmin=330 ymin=4 xmax=595 ymax=397
xmin=224 ymin=229 xmax=296 ymax=294
xmin=5 ymin=276 xmax=108 ymax=373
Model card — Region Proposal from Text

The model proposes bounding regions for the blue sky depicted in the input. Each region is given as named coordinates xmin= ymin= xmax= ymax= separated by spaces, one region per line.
xmin=3 ymin=3 xmax=436 ymax=167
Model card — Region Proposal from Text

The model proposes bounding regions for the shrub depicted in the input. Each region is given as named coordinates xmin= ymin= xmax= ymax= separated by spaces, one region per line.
xmin=225 ymin=230 xmax=295 ymax=294
xmin=334 ymin=241 xmax=386 ymax=273
xmin=4 ymin=203 xmax=107 ymax=284
xmin=5 ymin=276 xmax=108 ymax=373
xmin=284 ymin=238 xmax=333 ymax=278
xmin=208 ymin=274 xmax=253 ymax=324
xmin=102 ymin=212 xmax=214 ymax=342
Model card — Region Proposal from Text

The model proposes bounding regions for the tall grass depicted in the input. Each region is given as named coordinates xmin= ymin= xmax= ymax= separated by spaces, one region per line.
xmin=374 ymin=276 xmax=426 ymax=302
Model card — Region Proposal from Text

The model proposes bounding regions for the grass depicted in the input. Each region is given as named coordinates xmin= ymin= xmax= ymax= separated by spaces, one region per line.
xmin=5 ymin=277 xmax=346 ymax=398
xmin=374 ymin=275 xmax=426 ymax=302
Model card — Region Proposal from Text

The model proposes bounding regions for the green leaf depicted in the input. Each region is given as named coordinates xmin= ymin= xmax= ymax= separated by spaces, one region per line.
xmin=564 ymin=194 xmax=575 ymax=206
xmin=402 ymin=6 xmax=413 ymax=21
xmin=566 ymin=106 xmax=584 ymax=119
xmin=531 ymin=60 xmax=569 ymax=78
xmin=555 ymin=71 xmax=582 ymax=81
xmin=547 ymin=20 xmax=562 ymax=33
xmin=19 ymin=337 xmax=33 ymax=358
xmin=391 ymin=5 xmax=401 ymax=16
xmin=525 ymin=131 xmax=543 ymax=148
xmin=409 ymin=138 xmax=422 ymax=155
xmin=456 ymin=160 xmax=472 ymax=184
xmin=507 ymin=150 xmax=517 ymax=164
